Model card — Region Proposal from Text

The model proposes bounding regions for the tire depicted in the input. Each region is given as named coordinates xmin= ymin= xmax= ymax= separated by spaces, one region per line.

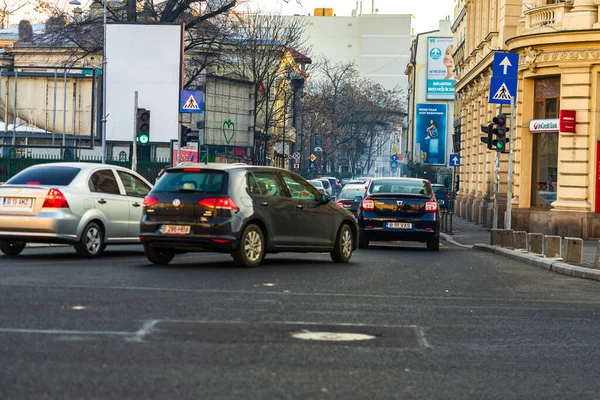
xmin=427 ymin=235 xmax=440 ymax=251
xmin=75 ymin=223 xmax=105 ymax=258
xmin=0 ymin=240 xmax=26 ymax=256
xmin=358 ymin=231 xmax=369 ymax=249
xmin=232 ymin=224 xmax=265 ymax=268
xmin=331 ymin=224 xmax=354 ymax=263
xmin=143 ymin=243 xmax=175 ymax=265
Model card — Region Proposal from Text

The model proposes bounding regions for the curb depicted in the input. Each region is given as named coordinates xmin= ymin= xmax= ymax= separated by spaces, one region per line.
xmin=440 ymin=233 xmax=473 ymax=249
xmin=472 ymin=244 xmax=600 ymax=282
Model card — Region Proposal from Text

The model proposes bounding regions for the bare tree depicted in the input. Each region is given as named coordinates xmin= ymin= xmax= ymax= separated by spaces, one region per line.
xmin=0 ymin=0 xmax=30 ymax=28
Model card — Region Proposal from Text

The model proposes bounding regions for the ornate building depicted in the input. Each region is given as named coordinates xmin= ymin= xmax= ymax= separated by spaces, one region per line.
xmin=454 ymin=0 xmax=600 ymax=239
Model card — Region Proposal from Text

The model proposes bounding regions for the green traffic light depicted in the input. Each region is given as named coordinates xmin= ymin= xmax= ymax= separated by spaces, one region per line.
xmin=138 ymin=135 xmax=149 ymax=144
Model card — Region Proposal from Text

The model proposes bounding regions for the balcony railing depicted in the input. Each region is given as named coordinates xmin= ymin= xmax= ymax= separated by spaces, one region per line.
xmin=524 ymin=2 xmax=573 ymax=30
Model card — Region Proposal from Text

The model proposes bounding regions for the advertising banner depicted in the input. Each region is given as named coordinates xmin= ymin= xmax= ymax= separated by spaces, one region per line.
xmin=414 ymin=104 xmax=447 ymax=165
xmin=426 ymin=37 xmax=455 ymax=100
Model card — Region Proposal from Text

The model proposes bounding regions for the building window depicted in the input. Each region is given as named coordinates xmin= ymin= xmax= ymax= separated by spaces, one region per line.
xmin=531 ymin=76 xmax=560 ymax=208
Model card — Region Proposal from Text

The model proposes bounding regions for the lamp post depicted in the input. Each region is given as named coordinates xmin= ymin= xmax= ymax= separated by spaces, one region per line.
xmin=70 ymin=0 xmax=117 ymax=164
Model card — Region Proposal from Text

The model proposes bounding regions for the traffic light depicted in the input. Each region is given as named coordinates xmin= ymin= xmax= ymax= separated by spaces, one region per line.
xmin=492 ymin=114 xmax=510 ymax=152
xmin=180 ymin=125 xmax=192 ymax=147
xmin=136 ymin=108 xmax=150 ymax=146
xmin=480 ymin=123 xmax=494 ymax=150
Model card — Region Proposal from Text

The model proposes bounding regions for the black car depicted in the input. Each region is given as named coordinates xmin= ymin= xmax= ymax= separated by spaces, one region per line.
xmin=432 ymin=184 xmax=450 ymax=210
xmin=140 ymin=164 xmax=358 ymax=267
xmin=336 ymin=184 xmax=367 ymax=217
xmin=356 ymin=178 xmax=440 ymax=251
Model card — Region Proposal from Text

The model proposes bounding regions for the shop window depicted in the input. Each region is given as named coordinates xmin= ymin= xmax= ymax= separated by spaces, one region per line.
xmin=531 ymin=76 xmax=560 ymax=208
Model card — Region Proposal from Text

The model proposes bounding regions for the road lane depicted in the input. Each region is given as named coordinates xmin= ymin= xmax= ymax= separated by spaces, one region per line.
xmin=1 ymin=242 xmax=599 ymax=399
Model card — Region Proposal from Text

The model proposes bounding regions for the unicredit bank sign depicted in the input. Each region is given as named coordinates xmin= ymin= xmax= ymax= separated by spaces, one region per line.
xmin=529 ymin=119 xmax=559 ymax=133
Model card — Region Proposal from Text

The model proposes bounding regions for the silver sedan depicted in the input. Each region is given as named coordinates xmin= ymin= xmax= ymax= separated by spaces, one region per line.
xmin=0 ymin=162 xmax=153 ymax=257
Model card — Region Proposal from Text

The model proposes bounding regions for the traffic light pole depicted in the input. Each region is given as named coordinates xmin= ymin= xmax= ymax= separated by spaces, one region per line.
xmin=505 ymin=97 xmax=515 ymax=229
xmin=132 ymin=91 xmax=138 ymax=172
xmin=493 ymin=105 xmax=502 ymax=229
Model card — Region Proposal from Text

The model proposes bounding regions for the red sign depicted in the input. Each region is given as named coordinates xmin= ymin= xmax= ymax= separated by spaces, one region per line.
xmin=560 ymin=109 xmax=576 ymax=133
xmin=596 ymin=141 xmax=600 ymax=212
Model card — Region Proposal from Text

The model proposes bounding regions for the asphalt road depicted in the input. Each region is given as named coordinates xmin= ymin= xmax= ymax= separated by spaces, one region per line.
xmin=1 ymin=240 xmax=599 ymax=400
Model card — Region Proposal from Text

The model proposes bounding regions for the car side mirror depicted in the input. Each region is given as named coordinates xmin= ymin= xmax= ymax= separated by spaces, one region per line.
xmin=320 ymin=194 xmax=329 ymax=204
xmin=354 ymin=196 xmax=363 ymax=203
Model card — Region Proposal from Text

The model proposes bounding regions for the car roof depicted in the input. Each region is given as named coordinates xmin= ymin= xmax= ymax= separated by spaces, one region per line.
xmin=370 ymin=177 xmax=430 ymax=183
xmin=24 ymin=162 xmax=135 ymax=172
xmin=168 ymin=163 xmax=296 ymax=173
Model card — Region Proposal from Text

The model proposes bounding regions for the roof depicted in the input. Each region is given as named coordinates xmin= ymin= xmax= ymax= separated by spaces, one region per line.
xmin=0 ymin=23 xmax=45 ymax=42
xmin=26 ymin=162 xmax=131 ymax=171
xmin=288 ymin=48 xmax=312 ymax=64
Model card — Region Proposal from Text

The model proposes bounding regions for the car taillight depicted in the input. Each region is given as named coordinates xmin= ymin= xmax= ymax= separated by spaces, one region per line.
xmin=199 ymin=197 xmax=239 ymax=211
xmin=425 ymin=200 xmax=438 ymax=212
xmin=362 ymin=199 xmax=375 ymax=211
xmin=336 ymin=201 xmax=344 ymax=207
xmin=445 ymin=194 xmax=450 ymax=200
xmin=143 ymin=196 xmax=159 ymax=207
xmin=42 ymin=188 xmax=69 ymax=208
xmin=319 ymin=188 xmax=325 ymax=193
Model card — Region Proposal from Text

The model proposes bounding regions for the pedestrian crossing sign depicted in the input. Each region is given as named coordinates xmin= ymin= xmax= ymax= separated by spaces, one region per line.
xmin=489 ymin=77 xmax=517 ymax=105
xmin=180 ymin=90 xmax=204 ymax=113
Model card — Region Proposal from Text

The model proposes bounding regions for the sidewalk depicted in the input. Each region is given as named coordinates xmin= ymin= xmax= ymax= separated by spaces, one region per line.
xmin=444 ymin=215 xmax=598 ymax=268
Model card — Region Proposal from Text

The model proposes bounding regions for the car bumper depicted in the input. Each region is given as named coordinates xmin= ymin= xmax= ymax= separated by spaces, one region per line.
xmin=359 ymin=218 xmax=438 ymax=242
xmin=0 ymin=211 xmax=79 ymax=243
xmin=140 ymin=219 xmax=240 ymax=252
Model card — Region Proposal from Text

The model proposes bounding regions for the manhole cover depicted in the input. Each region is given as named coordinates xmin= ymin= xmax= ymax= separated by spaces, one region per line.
xmin=291 ymin=331 xmax=376 ymax=341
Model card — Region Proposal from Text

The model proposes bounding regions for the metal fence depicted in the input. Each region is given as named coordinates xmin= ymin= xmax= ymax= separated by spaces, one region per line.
xmin=0 ymin=148 xmax=169 ymax=183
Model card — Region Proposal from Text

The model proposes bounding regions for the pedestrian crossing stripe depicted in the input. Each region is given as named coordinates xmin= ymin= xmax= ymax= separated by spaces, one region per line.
xmin=492 ymin=83 xmax=512 ymax=100
xmin=182 ymin=95 xmax=200 ymax=110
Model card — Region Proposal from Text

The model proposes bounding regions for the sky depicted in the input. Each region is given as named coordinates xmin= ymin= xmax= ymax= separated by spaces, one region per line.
xmin=249 ymin=0 xmax=455 ymax=34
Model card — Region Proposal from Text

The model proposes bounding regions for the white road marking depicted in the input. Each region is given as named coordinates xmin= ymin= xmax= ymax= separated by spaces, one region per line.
xmin=416 ymin=326 xmax=433 ymax=349
xmin=291 ymin=331 xmax=376 ymax=341
xmin=0 ymin=328 xmax=130 ymax=336
xmin=128 ymin=320 xmax=159 ymax=342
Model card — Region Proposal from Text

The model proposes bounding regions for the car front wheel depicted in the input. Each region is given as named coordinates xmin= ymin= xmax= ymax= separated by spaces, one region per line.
xmin=232 ymin=224 xmax=265 ymax=268
xmin=0 ymin=240 xmax=26 ymax=256
xmin=143 ymin=243 xmax=175 ymax=265
xmin=331 ymin=224 xmax=354 ymax=263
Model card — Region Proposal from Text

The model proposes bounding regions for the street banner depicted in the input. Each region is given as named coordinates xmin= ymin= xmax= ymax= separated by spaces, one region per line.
xmin=414 ymin=103 xmax=447 ymax=165
xmin=426 ymin=37 xmax=455 ymax=100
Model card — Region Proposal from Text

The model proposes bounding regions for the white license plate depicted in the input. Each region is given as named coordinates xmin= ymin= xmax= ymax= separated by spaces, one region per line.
xmin=387 ymin=222 xmax=412 ymax=229
xmin=160 ymin=225 xmax=191 ymax=235
xmin=3 ymin=197 xmax=33 ymax=209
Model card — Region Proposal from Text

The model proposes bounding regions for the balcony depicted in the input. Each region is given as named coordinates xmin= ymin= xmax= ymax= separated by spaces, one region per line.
xmin=524 ymin=2 xmax=573 ymax=31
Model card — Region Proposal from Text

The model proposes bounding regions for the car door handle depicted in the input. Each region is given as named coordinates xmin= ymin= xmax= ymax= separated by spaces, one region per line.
xmin=97 ymin=199 xmax=107 ymax=204
xmin=296 ymin=204 xmax=304 ymax=209
xmin=260 ymin=202 xmax=269 ymax=207
xmin=132 ymin=202 xmax=141 ymax=207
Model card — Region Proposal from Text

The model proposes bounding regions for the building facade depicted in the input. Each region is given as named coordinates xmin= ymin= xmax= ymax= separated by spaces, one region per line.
xmin=405 ymin=19 xmax=455 ymax=185
xmin=454 ymin=0 xmax=600 ymax=238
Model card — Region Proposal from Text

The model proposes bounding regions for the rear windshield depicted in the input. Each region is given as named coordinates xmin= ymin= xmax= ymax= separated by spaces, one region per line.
xmin=339 ymin=188 xmax=365 ymax=200
xmin=6 ymin=166 xmax=80 ymax=186
xmin=433 ymin=186 xmax=448 ymax=194
xmin=370 ymin=180 xmax=432 ymax=196
xmin=310 ymin=181 xmax=323 ymax=187
xmin=320 ymin=180 xmax=331 ymax=188
xmin=153 ymin=170 xmax=226 ymax=193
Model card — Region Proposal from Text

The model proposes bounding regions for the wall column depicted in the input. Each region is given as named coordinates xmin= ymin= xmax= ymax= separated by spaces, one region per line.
xmin=564 ymin=0 xmax=598 ymax=30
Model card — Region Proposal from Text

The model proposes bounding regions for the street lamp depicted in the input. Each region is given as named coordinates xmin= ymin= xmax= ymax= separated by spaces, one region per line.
xmin=69 ymin=0 xmax=120 ymax=164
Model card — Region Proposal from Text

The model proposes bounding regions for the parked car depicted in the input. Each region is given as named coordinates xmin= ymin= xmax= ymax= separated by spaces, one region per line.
xmin=0 ymin=162 xmax=153 ymax=257
xmin=432 ymin=184 xmax=450 ymax=210
xmin=140 ymin=164 xmax=358 ymax=267
xmin=356 ymin=177 xmax=440 ymax=251
xmin=309 ymin=180 xmax=326 ymax=194
xmin=336 ymin=184 xmax=366 ymax=217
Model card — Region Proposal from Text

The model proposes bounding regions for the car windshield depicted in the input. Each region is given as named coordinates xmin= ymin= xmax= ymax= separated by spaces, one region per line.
xmin=6 ymin=166 xmax=81 ymax=186
xmin=370 ymin=179 xmax=432 ymax=196
xmin=152 ymin=169 xmax=226 ymax=193
xmin=310 ymin=181 xmax=323 ymax=187
xmin=339 ymin=188 xmax=365 ymax=200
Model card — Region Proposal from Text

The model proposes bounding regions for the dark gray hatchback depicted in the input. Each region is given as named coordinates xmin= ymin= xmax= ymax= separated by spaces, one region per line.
xmin=140 ymin=163 xmax=358 ymax=267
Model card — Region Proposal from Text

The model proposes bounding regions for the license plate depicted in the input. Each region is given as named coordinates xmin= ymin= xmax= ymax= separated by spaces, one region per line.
xmin=387 ymin=222 xmax=412 ymax=229
xmin=160 ymin=225 xmax=191 ymax=235
xmin=438 ymin=200 xmax=445 ymax=205
xmin=3 ymin=197 xmax=33 ymax=209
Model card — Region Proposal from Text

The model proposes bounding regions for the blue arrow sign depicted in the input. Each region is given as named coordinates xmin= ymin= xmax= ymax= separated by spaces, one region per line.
xmin=493 ymin=52 xmax=519 ymax=79
xmin=391 ymin=154 xmax=398 ymax=162
xmin=489 ymin=77 xmax=518 ymax=105
xmin=449 ymin=154 xmax=461 ymax=167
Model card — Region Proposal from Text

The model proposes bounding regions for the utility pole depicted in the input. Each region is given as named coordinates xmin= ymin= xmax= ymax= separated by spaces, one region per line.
xmin=506 ymin=97 xmax=515 ymax=229
xmin=132 ymin=91 xmax=138 ymax=172
xmin=493 ymin=105 xmax=503 ymax=229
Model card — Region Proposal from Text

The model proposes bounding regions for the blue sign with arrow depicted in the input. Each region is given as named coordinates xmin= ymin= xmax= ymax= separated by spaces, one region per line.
xmin=391 ymin=154 xmax=398 ymax=162
xmin=493 ymin=52 xmax=519 ymax=79
xmin=449 ymin=154 xmax=461 ymax=167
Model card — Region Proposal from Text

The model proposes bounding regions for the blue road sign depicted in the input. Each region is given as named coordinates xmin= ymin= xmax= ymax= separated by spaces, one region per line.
xmin=180 ymin=90 xmax=204 ymax=113
xmin=391 ymin=154 xmax=398 ymax=162
xmin=390 ymin=160 xmax=399 ymax=169
xmin=489 ymin=77 xmax=517 ymax=105
xmin=309 ymin=161 xmax=316 ymax=169
xmin=493 ymin=52 xmax=519 ymax=79
xmin=449 ymin=154 xmax=461 ymax=167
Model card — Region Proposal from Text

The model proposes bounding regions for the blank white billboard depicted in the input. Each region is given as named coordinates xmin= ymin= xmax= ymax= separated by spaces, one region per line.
xmin=106 ymin=23 xmax=182 ymax=143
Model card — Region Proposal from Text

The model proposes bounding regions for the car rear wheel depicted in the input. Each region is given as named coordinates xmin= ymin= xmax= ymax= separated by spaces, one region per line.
xmin=0 ymin=240 xmax=26 ymax=256
xmin=331 ymin=224 xmax=354 ymax=263
xmin=143 ymin=244 xmax=175 ymax=265
xmin=427 ymin=235 xmax=440 ymax=251
xmin=358 ymin=232 xmax=369 ymax=249
xmin=232 ymin=224 xmax=265 ymax=268
xmin=75 ymin=223 xmax=104 ymax=258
